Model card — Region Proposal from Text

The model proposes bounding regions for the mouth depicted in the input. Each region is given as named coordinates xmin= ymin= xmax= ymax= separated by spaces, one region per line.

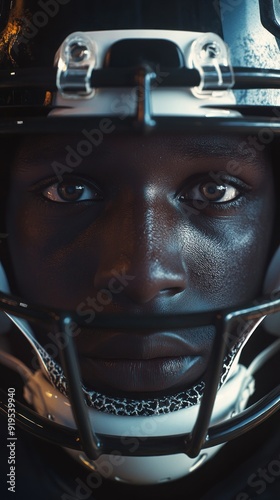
xmin=76 ymin=330 xmax=210 ymax=397
xmin=33 ymin=324 xmax=213 ymax=399
xmin=80 ymin=355 xmax=203 ymax=396
xmin=29 ymin=318 xmax=244 ymax=416
xmin=29 ymin=320 xmax=241 ymax=416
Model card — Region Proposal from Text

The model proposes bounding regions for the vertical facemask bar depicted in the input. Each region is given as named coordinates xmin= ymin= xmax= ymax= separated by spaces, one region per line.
xmin=134 ymin=65 xmax=156 ymax=129
xmin=58 ymin=315 xmax=102 ymax=460
xmin=186 ymin=314 xmax=227 ymax=457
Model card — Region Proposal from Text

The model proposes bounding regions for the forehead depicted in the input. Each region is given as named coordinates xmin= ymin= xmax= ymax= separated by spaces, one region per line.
xmin=15 ymin=132 xmax=270 ymax=157
xmin=11 ymin=132 xmax=270 ymax=182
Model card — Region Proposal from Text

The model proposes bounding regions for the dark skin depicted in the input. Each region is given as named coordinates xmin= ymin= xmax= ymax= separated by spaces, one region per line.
xmin=5 ymin=133 xmax=275 ymax=398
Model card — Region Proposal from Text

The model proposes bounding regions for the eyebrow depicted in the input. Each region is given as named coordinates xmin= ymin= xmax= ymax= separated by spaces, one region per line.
xmin=15 ymin=133 xmax=270 ymax=177
xmin=174 ymin=135 xmax=269 ymax=171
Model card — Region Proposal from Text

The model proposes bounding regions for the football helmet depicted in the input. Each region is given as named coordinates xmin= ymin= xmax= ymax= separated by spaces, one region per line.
xmin=0 ymin=0 xmax=280 ymax=485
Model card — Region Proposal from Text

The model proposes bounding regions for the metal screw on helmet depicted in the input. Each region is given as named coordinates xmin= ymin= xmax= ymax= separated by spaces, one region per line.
xmin=69 ymin=43 xmax=89 ymax=63
xmin=200 ymin=42 xmax=220 ymax=60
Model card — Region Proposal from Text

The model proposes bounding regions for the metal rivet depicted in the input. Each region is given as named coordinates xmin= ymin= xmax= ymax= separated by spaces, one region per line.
xmin=70 ymin=43 xmax=89 ymax=62
xmin=201 ymin=42 xmax=220 ymax=60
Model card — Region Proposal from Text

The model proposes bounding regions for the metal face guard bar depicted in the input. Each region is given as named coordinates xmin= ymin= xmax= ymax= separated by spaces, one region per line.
xmin=0 ymin=66 xmax=280 ymax=91
xmin=0 ymin=115 xmax=279 ymax=137
xmin=0 ymin=63 xmax=279 ymax=134
xmin=0 ymin=65 xmax=279 ymax=134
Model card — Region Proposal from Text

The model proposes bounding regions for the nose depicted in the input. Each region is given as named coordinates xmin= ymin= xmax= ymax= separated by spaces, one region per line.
xmin=93 ymin=190 xmax=187 ymax=305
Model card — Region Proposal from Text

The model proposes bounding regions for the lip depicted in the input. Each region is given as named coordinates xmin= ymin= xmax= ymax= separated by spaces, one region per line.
xmin=77 ymin=330 xmax=205 ymax=359
xmin=75 ymin=330 xmax=211 ymax=396
xmin=80 ymin=355 xmax=204 ymax=395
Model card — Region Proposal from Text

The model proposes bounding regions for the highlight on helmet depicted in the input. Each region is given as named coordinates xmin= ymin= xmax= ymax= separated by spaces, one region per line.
xmin=0 ymin=0 xmax=279 ymax=493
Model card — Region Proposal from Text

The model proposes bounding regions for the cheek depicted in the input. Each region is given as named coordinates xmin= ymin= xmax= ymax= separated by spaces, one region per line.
xmin=181 ymin=201 xmax=274 ymax=307
xmin=6 ymin=196 xmax=99 ymax=308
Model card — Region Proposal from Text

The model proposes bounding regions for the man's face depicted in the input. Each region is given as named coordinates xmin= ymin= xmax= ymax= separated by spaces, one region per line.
xmin=6 ymin=133 xmax=275 ymax=398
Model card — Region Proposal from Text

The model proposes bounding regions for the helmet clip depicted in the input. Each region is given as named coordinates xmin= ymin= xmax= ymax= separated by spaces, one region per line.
xmin=56 ymin=31 xmax=97 ymax=99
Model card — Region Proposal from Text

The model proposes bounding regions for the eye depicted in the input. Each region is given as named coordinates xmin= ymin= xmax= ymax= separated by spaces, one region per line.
xmin=42 ymin=178 xmax=103 ymax=203
xmin=179 ymin=178 xmax=241 ymax=204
